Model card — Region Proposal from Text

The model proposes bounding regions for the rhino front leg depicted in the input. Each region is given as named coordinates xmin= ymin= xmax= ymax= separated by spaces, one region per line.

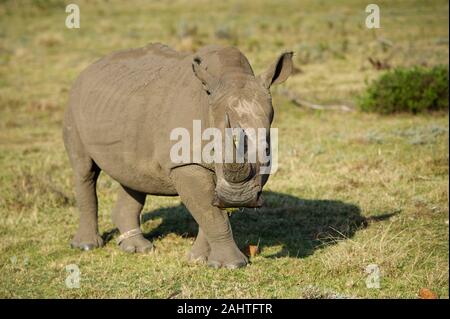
xmin=112 ymin=185 xmax=154 ymax=253
xmin=171 ymin=165 xmax=248 ymax=269
xmin=187 ymin=227 xmax=210 ymax=263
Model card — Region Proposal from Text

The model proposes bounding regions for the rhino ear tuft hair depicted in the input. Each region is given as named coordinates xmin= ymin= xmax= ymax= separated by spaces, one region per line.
xmin=192 ymin=56 xmax=219 ymax=95
xmin=258 ymin=51 xmax=294 ymax=89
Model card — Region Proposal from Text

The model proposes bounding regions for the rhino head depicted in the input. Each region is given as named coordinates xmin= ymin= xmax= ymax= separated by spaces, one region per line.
xmin=192 ymin=49 xmax=293 ymax=208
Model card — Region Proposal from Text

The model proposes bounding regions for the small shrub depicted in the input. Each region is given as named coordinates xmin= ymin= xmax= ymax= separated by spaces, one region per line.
xmin=358 ymin=65 xmax=449 ymax=114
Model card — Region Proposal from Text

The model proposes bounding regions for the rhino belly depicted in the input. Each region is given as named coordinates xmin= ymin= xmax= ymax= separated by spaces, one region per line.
xmin=91 ymin=150 xmax=177 ymax=195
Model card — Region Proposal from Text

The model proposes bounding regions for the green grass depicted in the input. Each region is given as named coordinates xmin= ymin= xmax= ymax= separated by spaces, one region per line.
xmin=0 ymin=0 xmax=448 ymax=298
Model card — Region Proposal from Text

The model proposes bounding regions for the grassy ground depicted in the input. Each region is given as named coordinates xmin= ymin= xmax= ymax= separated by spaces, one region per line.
xmin=0 ymin=0 xmax=448 ymax=298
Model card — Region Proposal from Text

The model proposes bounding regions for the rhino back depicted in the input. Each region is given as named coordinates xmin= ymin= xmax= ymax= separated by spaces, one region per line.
xmin=73 ymin=43 xmax=189 ymax=145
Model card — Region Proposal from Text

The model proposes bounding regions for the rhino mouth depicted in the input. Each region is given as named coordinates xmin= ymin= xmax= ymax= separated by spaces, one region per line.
xmin=212 ymin=179 xmax=263 ymax=208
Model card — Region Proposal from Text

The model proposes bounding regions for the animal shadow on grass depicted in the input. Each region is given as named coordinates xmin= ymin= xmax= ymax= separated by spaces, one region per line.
xmin=106 ymin=191 xmax=395 ymax=259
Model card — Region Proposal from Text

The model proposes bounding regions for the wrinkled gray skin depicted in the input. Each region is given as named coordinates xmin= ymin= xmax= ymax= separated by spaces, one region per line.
xmin=63 ymin=43 xmax=293 ymax=269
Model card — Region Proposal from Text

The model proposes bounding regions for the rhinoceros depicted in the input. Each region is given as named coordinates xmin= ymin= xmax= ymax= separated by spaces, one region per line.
xmin=63 ymin=43 xmax=293 ymax=269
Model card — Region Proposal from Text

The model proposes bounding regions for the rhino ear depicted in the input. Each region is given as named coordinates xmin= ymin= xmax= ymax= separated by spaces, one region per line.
xmin=258 ymin=51 xmax=294 ymax=89
xmin=192 ymin=57 xmax=219 ymax=94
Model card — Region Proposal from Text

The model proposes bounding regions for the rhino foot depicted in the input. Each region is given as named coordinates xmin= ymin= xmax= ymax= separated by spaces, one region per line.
xmin=187 ymin=233 xmax=210 ymax=264
xmin=187 ymin=249 xmax=209 ymax=264
xmin=70 ymin=232 xmax=104 ymax=251
xmin=207 ymin=244 xmax=248 ymax=269
xmin=119 ymin=236 xmax=154 ymax=254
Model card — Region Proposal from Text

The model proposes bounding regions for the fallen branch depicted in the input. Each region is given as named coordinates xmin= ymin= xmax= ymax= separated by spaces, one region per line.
xmin=280 ymin=89 xmax=354 ymax=112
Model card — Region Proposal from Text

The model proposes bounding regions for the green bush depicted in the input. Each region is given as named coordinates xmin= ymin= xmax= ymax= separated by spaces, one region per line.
xmin=358 ymin=65 xmax=449 ymax=114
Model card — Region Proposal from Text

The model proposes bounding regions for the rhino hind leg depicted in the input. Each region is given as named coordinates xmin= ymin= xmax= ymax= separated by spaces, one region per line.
xmin=69 ymin=163 xmax=104 ymax=251
xmin=112 ymin=185 xmax=154 ymax=254
xmin=171 ymin=165 xmax=248 ymax=269
xmin=187 ymin=228 xmax=210 ymax=263
xmin=63 ymin=112 xmax=104 ymax=251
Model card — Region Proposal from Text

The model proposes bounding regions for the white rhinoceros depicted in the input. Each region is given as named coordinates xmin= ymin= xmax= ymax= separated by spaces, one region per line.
xmin=63 ymin=43 xmax=293 ymax=268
